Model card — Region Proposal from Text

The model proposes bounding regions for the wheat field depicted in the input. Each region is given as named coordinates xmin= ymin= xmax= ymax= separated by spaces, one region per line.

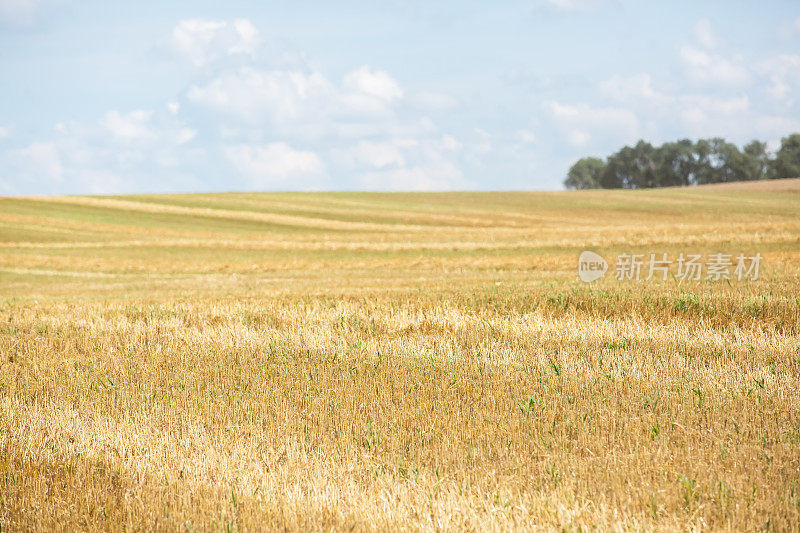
xmin=1 ymin=181 xmax=799 ymax=531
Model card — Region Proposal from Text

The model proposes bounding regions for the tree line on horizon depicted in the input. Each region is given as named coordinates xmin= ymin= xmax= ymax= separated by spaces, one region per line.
xmin=564 ymin=133 xmax=800 ymax=189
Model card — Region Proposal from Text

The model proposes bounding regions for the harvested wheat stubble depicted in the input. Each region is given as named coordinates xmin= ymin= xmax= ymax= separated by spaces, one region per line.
xmin=1 ymin=180 xmax=799 ymax=531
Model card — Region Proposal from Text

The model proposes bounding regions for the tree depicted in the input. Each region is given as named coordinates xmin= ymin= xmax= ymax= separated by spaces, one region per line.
xmin=655 ymin=139 xmax=695 ymax=187
xmin=599 ymin=147 xmax=630 ymax=189
xmin=564 ymin=157 xmax=605 ymax=189
xmin=694 ymin=138 xmax=746 ymax=184
xmin=768 ymin=133 xmax=800 ymax=179
xmin=564 ymin=133 xmax=799 ymax=189
xmin=601 ymin=141 xmax=657 ymax=189
xmin=716 ymin=139 xmax=750 ymax=182
xmin=742 ymin=140 xmax=769 ymax=181
xmin=692 ymin=139 xmax=713 ymax=184
xmin=601 ymin=146 xmax=633 ymax=188
xmin=630 ymin=141 xmax=658 ymax=188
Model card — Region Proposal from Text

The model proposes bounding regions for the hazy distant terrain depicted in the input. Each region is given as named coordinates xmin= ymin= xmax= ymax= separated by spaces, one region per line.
xmin=1 ymin=180 xmax=799 ymax=530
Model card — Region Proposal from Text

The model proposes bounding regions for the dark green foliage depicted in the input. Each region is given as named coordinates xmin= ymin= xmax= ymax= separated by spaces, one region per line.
xmin=768 ymin=133 xmax=800 ymax=180
xmin=694 ymin=138 xmax=751 ymax=184
xmin=654 ymin=139 xmax=696 ymax=187
xmin=743 ymin=140 xmax=770 ymax=181
xmin=600 ymin=141 xmax=658 ymax=189
xmin=564 ymin=157 xmax=605 ymax=189
xmin=565 ymin=133 xmax=800 ymax=189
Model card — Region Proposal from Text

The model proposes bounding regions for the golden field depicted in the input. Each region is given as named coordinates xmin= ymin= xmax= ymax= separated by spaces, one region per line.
xmin=1 ymin=180 xmax=799 ymax=531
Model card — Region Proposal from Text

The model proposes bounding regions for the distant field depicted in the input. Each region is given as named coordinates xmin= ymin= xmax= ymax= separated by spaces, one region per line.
xmin=1 ymin=180 xmax=799 ymax=530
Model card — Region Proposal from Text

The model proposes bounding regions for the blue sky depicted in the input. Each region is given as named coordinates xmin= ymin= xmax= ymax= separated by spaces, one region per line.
xmin=1 ymin=0 xmax=799 ymax=194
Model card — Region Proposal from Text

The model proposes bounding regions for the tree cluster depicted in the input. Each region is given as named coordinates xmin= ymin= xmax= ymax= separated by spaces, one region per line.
xmin=564 ymin=133 xmax=800 ymax=189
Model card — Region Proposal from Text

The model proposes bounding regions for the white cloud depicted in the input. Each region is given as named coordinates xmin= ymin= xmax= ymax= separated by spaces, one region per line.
xmin=354 ymin=136 xmax=467 ymax=191
xmin=672 ymin=94 xmax=800 ymax=141
xmin=542 ymin=100 xmax=639 ymax=147
xmin=343 ymin=66 xmax=403 ymax=101
xmin=693 ymin=19 xmax=717 ymax=49
xmin=174 ymin=128 xmax=197 ymax=145
xmin=187 ymin=63 xmax=414 ymax=140
xmin=338 ymin=67 xmax=404 ymax=117
xmin=409 ymin=91 xmax=459 ymax=111
xmin=224 ymin=142 xmax=327 ymax=189
xmin=599 ymin=73 xmax=666 ymax=104
xmin=100 ymin=108 xmax=197 ymax=148
xmin=0 ymin=106 xmax=204 ymax=195
xmin=0 ymin=0 xmax=59 ymax=26
xmin=7 ymin=141 xmax=63 ymax=183
xmin=101 ymin=110 xmax=156 ymax=142
xmin=228 ymin=19 xmax=259 ymax=54
xmin=357 ymin=166 xmax=461 ymax=191
xmin=594 ymin=56 xmax=800 ymax=144
xmin=517 ymin=130 xmax=536 ymax=143
xmin=599 ymin=79 xmax=752 ymax=137
xmin=328 ymin=134 xmax=467 ymax=191
xmin=682 ymin=94 xmax=749 ymax=115
xmin=1 ymin=135 xmax=129 ymax=195
xmin=752 ymin=115 xmax=800 ymax=139
xmin=542 ymin=0 xmax=578 ymax=7
xmin=679 ymin=45 xmax=750 ymax=87
xmin=473 ymin=128 xmax=492 ymax=154
xmin=0 ymin=125 xmax=10 ymax=139
xmin=539 ymin=0 xmax=602 ymax=10
xmin=342 ymin=136 xmax=461 ymax=171
xmin=758 ymin=54 xmax=800 ymax=103
xmin=349 ymin=141 xmax=406 ymax=168
xmin=587 ymin=36 xmax=800 ymax=146
xmin=440 ymin=134 xmax=462 ymax=151
xmin=678 ymin=95 xmax=749 ymax=134
xmin=169 ymin=18 xmax=260 ymax=66
xmin=187 ymin=67 xmax=334 ymax=124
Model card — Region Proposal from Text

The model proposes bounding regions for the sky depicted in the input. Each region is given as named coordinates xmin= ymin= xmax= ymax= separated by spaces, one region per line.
xmin=1 ymin=0 xmax=799 ymax=195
